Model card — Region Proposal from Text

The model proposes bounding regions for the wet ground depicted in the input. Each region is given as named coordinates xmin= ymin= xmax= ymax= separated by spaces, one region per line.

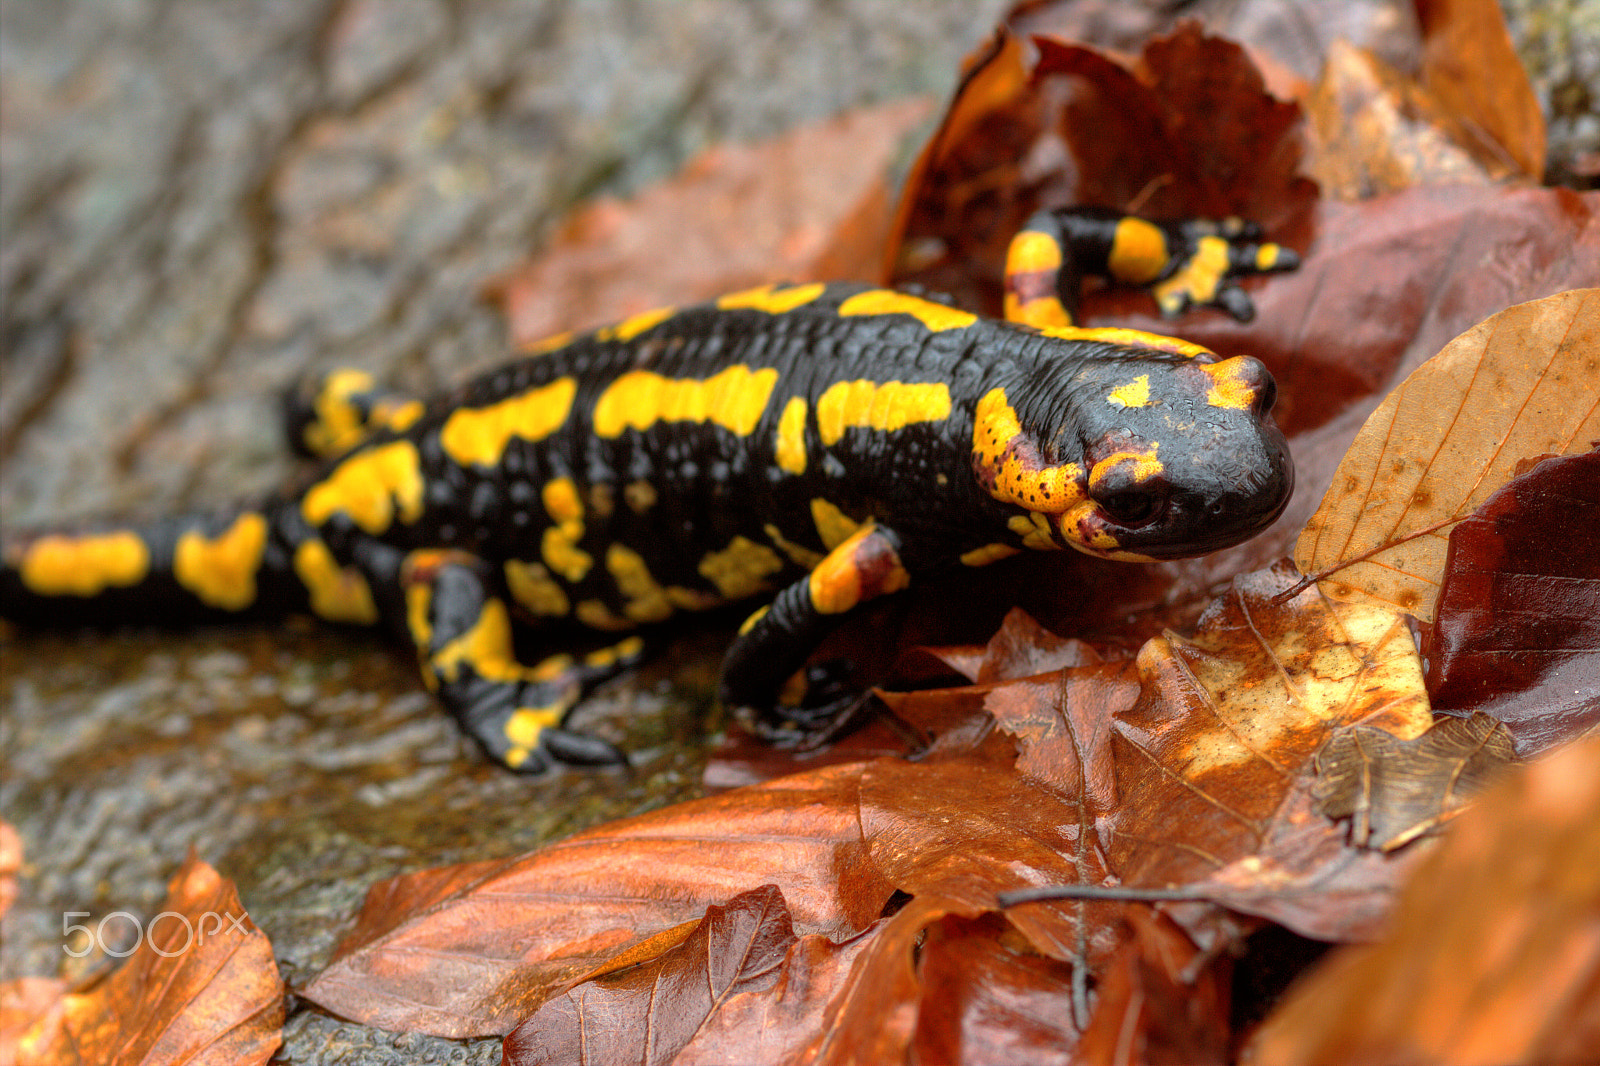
xmin=0 ymin=0 xmax=1007 ymax=1059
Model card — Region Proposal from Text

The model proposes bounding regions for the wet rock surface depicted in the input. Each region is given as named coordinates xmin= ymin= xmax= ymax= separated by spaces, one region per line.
xmin=0 ymin=0 xmax=1005 ymax=1058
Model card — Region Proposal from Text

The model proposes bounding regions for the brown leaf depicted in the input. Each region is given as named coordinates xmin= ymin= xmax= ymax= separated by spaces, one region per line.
xmin=1427 ymin=449 xmax=1600 ymax=754
xmin=1416 ymin=0 xmax=1547 ymax=181
xmin=1296 ymin=288 xmax=1600 ymax=623
xmin=0 ymin=820 xmax=18 ymax=921
xmin=1249 ymin=736 xmax=1600 ymax=1066
xmin=0 ymin=977 xmax=68 ymax=1065
xmin=495 ymin=97 xmax=934 ymax=347
xmin=11 ymin=853 xmax=282 ymax=1066
xmin=1075 ymin=907 xmax=1230 ymax=1066
xmin=1104 ymin=561 xmax=1434 ymax=940
xmin=886 ymin=22 xmax=1316 ymax=315
xmin=1313 ymin=711 xmax=1517 ymax=851
xmin=503 ymin=884 xmax=811 ymax=1066
xmin=302 ymin=762 xmax=894 ymax=1038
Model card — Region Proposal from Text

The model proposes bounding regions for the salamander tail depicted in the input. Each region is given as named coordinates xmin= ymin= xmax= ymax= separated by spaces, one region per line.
xmin=0 ymin=502 xmax=381 ymax=629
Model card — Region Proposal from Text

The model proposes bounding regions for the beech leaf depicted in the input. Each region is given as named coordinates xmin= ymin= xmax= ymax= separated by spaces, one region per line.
xmin=1295 ymin=288 xmax=1600 ymax=622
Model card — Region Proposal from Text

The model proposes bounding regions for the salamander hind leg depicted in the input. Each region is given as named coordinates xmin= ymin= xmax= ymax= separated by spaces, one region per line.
xmin=283 ymin=368 xmax=426 ymax=460
xmin=401 ymin=549 xmax=642 ymax=772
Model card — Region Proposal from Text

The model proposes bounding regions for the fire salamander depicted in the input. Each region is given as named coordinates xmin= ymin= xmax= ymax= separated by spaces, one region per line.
xmin=1 ymin=209 xmax=1296 ymax=772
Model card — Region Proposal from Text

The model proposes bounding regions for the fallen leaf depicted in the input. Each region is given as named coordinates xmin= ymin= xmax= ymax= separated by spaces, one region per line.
xmin=0 ymin=820 xmax=18 ymax=920
xmin=1249 ymin=735 xmax=1600 ymax=1066
xmin=1295 ymin=288 xmax=1600 ymax=623
xmin=503 ymin=884 xmax=816 ymax=1066
xmin=1427 ymin=449 xmax=1600 ymax=754
xmin=10 ymin=853 xmax=282 ymax=1066
xmin=496 ymin=97 xmax=934 ymax=347
xmin=1313 ymin=711 xmax=1517 ymax=850
xmin=302 ymin=762 xmax=893 ymax=1038
xmin=1416 ymin=0 xmax=1547 ymax=181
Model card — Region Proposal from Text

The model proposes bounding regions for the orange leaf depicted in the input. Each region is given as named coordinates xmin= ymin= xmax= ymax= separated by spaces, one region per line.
xmin=1295 ymin=288 xmax=1600 ymax=622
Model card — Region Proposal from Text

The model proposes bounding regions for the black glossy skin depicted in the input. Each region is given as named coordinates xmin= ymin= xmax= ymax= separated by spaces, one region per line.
xmin=1 ymin=209 xmax=1297 ymax=771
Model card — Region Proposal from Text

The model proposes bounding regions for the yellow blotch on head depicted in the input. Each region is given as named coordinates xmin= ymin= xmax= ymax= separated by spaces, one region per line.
xmin=837 ymin=289 xmax=978 ymax=332
xmin=592 ymin=364 xmax=778 ymax=439
xmin=716 ymin=282 xmax=826 ymax=315
xmin=18 ymin=530 xmax=150 ymax=597
xmin=1088 ymin=445 xmax=1165 ymax=491
xmin=294 ymin=538 xmax=379 ymax=624
xmin=439 ymin=377 xmax=577 ymax=468
xmin=972 ymin=388 xmax=1084 ymax=514
xmin=1107 ymin=374 xmax=1152 ymax=409
xmin=774 ymin=396 xmax=809 ymax=475
xmin=1199 ymin=358 xmax=1259 ymax=410
xmin=302 ymin=440 xmax=425 ymax=534
xmin=815 ymin=379 xmax=951 ymax=446
xmin=173 ymin=512 xmax=268 ymax=611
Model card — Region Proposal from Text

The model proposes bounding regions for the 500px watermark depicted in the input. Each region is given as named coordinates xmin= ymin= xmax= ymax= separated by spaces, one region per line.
xmin=62 ymin=910 xmax=249 ymax=958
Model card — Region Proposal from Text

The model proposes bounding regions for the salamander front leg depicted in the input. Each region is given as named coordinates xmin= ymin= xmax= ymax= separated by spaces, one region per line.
xmin=401 ymin=550 xmax=642 ymax=772
xmin=1004 ymin=207 xmax=1298 ymax=329
xmin=718 ymin=524 xmax=910 ymax=748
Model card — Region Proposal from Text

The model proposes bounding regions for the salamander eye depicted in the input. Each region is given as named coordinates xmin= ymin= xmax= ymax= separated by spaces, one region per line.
xmin=1098 ymin=490 xmax=1164 ymax=527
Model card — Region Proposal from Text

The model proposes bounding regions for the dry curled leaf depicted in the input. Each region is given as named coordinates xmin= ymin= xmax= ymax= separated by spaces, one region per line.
xmin=1250 ymin=736 xmax=1600 ymax=1066
xmin=1313 ymin=711 xmax=1516 ymax=851
xmin=1296 ymin=288 xmax=1600 ymax=623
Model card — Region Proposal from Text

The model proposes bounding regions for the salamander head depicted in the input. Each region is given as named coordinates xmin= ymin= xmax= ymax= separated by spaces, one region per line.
xmin=970 ymin=347 xmax=1293 ymax=561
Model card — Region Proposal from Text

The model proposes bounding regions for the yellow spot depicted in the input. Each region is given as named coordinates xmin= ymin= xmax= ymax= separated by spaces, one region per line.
xmin=809 ymin=499 xmax=861 ymax=550
xmin=430 ymin=598 xmax=568 ymax=687
xmin=505 ymin=559 xmax=569 ymax=617
xmin=972 ymin=388 xmax=1084 ymax=513
xmin=588 ymin=483 xmax=616 ymax=517
xmin=837 ymin=289 xmax=978 ymax=332
xmin=379 ymin=398 xmax=425 ymax=434
xmin=1154 ymin=235 xmax=1229 ymax=312
xmin=1005 ymin=229 xmax=1064 ymax=275
xmin=738 ymin=605 xmax=769 ymax=635
xmin=173 ymin=512 xmax=268 ymax=611
xmin=960 ymin=543 xmax=1021 ymax=567
xmin=439 ymin=377 xmax=577 ymax=468
xmin=505 ymin=706 xmax=562 ymax=749
xmin=294 ymin=539 xmax=379 ymax=624
xmin=1008 ymin=512 xmax=1059 ymax=551
xmin=698 ymin=536 xmax=784 ymax=600
xmin=623 ymin=480 xmax=657 ymax=514
xmin=1108 ymin=217 xmax=1170 ymax=285
xmin=774 ymin=396 xmax=809 ymax=475
xmin=18 ymin=531 xmax=150 ymax=597
xmin=1089 ymin=446 xmax=1165 ymax=490
xmin=584 ymin=635 xmax=645 ymax=670
xmin=302 ymin=440 xmax=425 ymax=534
xmin=815 ymin=379 xmax=952 ymax=446
xmin=1107 ymin=375 xmax=1152 ymax=409
xmin=542 ymin=478 xmax=584 ymax=525
xmin=764 ymin=523 xmax=824 ymax=569
xmin=1005 ymin=292 xmax=1072 ymax=330
xmin=1039 ymin=325 xmax=1212 ymax=360
xmin=605 ymin=544 xmax=674 ymax=623
xmin=597 ymin=306 xmax=675 ymax=342
xmin=305 ymin=369 xmax=375 ymax=457
xmin=1256 ymin=244 xmax=1282 ymax=270
xmin=542 ymin=526 xmax=592 ymax=583
xmin=592 ymin=364 xmax=778 ymax=439
xmin=1199 ymin=358 xmax=1258 ymax=410
xmin=575 ymin=599 xmax=634 ymax=631
xmin=716 ymin=282 xmax=827 ymax=314
xmin=522 ymin=330 xmax=574 ymax=355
